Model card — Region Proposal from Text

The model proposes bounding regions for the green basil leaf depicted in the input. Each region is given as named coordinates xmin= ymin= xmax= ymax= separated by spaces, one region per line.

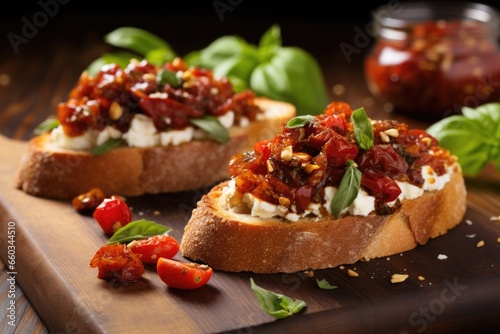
xmin=91 ymin=138 xmax=126 ymax=156
xmin=257 ymin=24 xmax=282 ymax=61
xmin=34 ymin=118 xmax=59 ymax=135
xmin=104 ymin=27 xmax=175 ymax=57
xmin=351 ymin=107 xmax=374 ymax=150
xmin=157 ymin=69 xmax=182 ymax=88
xmin=195 ymin=36 xmax=254 ymax=69
xmin=227 ymin=75 xmax=247 ymax=93
xmin=286 ymin=115 xmax=315 ymax=128
xmin=189 ymin=116 xmax=230 ymax=144
xmin=250 ymin=278 xmax=306 ymax=319
xmin=427 ymin=115 xmax=492 ymax=176
xmin=330 ymin=160 xmax=361 ymax=219
xmin=146 ymin=48 xmax=176 ymax=66
xmin=212 ymin=56 xmax=259 ymax=87
xmin=250 ymin=47 xmax=329 ymax=116
xmin=107 ymin=219 xmax=172 ymax=245
xmin=316 ymin=279 xmax=338 ymax=290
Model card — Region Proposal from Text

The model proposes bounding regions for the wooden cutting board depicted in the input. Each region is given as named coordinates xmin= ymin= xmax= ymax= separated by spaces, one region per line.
xmin=1 ymin=134 xmax=499 ymax=333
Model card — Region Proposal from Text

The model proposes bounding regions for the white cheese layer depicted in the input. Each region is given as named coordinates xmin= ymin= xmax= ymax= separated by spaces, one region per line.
xmin=223 ymin=165 xmax=453 ymax=221
xmin=50 ymin=111 xmax=241 ymax=150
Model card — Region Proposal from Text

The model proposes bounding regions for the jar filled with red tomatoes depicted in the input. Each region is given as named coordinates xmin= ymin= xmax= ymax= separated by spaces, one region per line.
xmin=364 ymin=2 xmax=500 ymax=120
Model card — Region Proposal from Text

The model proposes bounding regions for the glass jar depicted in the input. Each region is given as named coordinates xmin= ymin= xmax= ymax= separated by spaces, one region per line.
xmin=364 ymin=1 xmax=500 ymax=119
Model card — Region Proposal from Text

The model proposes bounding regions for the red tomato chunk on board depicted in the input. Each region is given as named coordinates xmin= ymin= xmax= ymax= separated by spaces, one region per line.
xmin=128 ymin=235 xmax=180 ymax=264
xmin=93 ymin=195 xmax=132 ymax=235
xmin=157 ymin=258 xmax=213 ymax=289
xmin=89 ymin=244 xmax=145 ymax=282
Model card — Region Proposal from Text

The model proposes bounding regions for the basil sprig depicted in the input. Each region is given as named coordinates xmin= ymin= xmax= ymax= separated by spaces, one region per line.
xmin=86 ymin=25 xmax=329 ymax=116
xmin=250 ymin=278 xmax=306 ymax=319
xmin=189 ymin=116 xmax=230 ymax=144
xmin=91 ymin=138 xmax=126 ymax=156
xmin=330 ymin=160 xmax=361 ymax=219
xmin=156 ymin=69 xmax=182 ymax=88
xmin=351 ymin=107 xmax=374 ymax=150
xmin=107 ymin=219 xmax=172 ymax=245
xmin=286 ymin=115 xmax=314 ymax=129
xmin=426 ymin=103 xmax=500 ymax=176
xmin=34 ymin=118 xmax=60 ymax=135
xmin=316 ymin=279 xmax=338 ymax=290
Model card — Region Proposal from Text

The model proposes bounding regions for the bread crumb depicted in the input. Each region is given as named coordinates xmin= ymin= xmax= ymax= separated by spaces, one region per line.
xmin=303 ymin=270 xmax=314 ymax=278
xmin=497 ymin=237 xmax=500 ymax=243
xmin=490 ymin=216 xmax=500 ymax=221
xmin=339 ymin=265 xmax=345 ymax=270
xmin=386 ymin=257 xmax=390 ymax=261
xmin=418 ymin=276 xmax=425 ymax=281
xmin=477 ymin=240 xmax=485 ymax=247
xmin=466 ymin=233 xmax=476 ymax=238
xmin=347 ymin=269 xmax=359 ymax=277
xmin=465 ymin=219 xmax=473 ymax=225
xmin=437 ymin=254 xmax=448 ymax=260
xmin=391 ymin=274 xmax=409 ymax=283
xmin=153 ymin=210 xmax=161 ymax=216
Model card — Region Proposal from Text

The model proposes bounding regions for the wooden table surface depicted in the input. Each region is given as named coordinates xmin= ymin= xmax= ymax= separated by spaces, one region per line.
xmin=1 ymin=2 xmax=500 ymax=333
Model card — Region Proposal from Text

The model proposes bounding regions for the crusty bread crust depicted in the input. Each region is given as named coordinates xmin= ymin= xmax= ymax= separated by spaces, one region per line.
xmin=180 ymin=163 xmax=466 ymax=273
xmin=15 ymin=98 xmax=295 ymax=199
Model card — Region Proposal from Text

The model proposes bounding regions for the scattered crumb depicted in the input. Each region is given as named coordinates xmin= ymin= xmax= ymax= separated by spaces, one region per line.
xmin=332 ymin=84 xmax=345 ymax=96
xmin=339 ymin=265 xmax=345 ymax=270
xmin=386 ymin=257 xmax=390 ymax=261
xmin=476 ymin=240 xmax=485 ymax=248
xmin=303 ymin=270 xmax=314 ymax=278
xmin=490 ymin=216 xmax=500 ymax=221
xmin=400 ymin=253 xmax=403 ymax=256
xmin=153 ymin=210 xmax=161 ymax=216
xmin=0 ymin=73 xmax=10 ymax=86
xmin=497 ymin=237 xmax=500 ymax=243
xmin=437 ymin=254 xmax=448 ymax=260
xmin=138 ymin=211 xmax=144 ymax=216
xmin=391 ymin=274 xmax=409 ymax=283
xmin=418 ymin=276 xmax=425 ymax=281
xmin=465 ymin=219 xmax=473 ymax=225
xmin=466 ymin=233 xmax=476 ymax=238
xmin=347 ymin=269 xmax=359 ymax=277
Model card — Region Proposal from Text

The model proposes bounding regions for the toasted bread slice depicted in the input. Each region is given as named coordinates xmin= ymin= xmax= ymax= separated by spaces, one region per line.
xmin=180 ymin=162 xmax=466 ymax=274
xmin=15 ymin=98 xmax=295 ymax=199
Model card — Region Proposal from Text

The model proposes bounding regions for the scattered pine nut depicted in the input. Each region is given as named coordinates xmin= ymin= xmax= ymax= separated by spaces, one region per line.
xmin=303 ymin=270 xmax=314 ymax=278
xmin=496 ymin=237 xmax=500 ymax=243
xmin=347 ymin=269 xmax=359 ymax=277
xmin=418 ymin=276 xmax=425 ymax=281
xmin=477 ymin=240 xmax=485 ymax=248
xmin=391 ymin=274 xmax=409 ymax=283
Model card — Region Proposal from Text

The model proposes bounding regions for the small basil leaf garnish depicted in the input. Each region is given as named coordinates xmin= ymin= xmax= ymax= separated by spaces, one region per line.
xmin=316 ymin=279 xmax=338 ymax=290
xmin=330 ymin=160 xmax=361 ymax=219
xmin=189 ymin=116 xmax=230 ymax=144
xmin=286 ymin=115 xmax=315 ymax=129
xmin=107 ymin=219 xmax=172 ymax=245
xmin=250 ymin=278 xmax=306 ymax=319
xmin=34 ymin=118 xmax=60 ymax=135
xmin=91 ymin=138 xmax=126 ymax=156
xmin=157 ymin=69 xmax=182 ymax=88
xmin=351 ymin=107 xmax=374 ymax=150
